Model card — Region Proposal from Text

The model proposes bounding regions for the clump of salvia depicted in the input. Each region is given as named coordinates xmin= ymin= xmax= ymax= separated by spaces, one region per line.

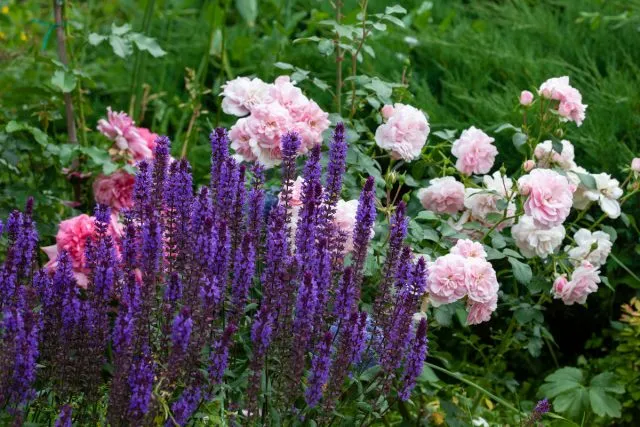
xmin=0 ymin=124 xmax=428 ymax=425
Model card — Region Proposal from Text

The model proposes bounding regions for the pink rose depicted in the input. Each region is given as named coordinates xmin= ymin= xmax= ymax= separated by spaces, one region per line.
xmin=416 ymin=176 xmax=465 ymax=215
xmin=466 ymin=294 xmax=497 ymax=325
xmin=552 ymin=261 xmax=600 ymax=305
xmin=229 ymin=118 xmax=258 ymax=163
xmin=523 ymin=160 xmax=535 ymax=172
xmin=380 ymin=104 xmax=395 ymax=119
xmin=97 ymin=107 xmax=158 ymax=162
xmin=534 ymin=140 xmax=576 ymax=170
xmin=293 ymin=100 xmax=330 ymax=152
xmin=374 ymin=103 xmax=430 ymax=162
xmin=427 ymin=254 xmax=467 ymax=305
xmin=519 ymin=90 xmax=534 ymax=106
xmin=245 ymin=101 xmax=294 ymax=168
xmin=518 ymin=169 xmax=574 ymax=228
xmin=42 ymin=214 xmax=123 ymax=288
xmin=538 ymin=76 xmax=587 ymax=126
xmin=221 ymin=76 xmax=271 ymax=117
xmin=464 ymin=257 xmax=499 ymax=304
xmin=631 ymin=158 xmax=640 ymax=173
xmin=450 ymin=239 xmax=487 ymax=259
xmin=93 ymin=170 xmax=135 ymax=212
xmin=451 ymin=126 xmax=498 ymax=176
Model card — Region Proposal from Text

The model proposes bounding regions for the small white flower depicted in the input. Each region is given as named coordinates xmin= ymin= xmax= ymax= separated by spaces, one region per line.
xmin=565 ymin=228 xmax=612 ymax=266
xmin=512 ymin=215 xmax=565 ymax=259
xmin=472 ymin=417 xmax=490 ymax=427
xmin=581 ymin=173 xmax=623 ymax=218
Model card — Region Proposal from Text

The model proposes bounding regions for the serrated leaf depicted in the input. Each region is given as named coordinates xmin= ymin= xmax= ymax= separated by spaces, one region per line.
xmin=51 ymin=69 xmax=77 ymax=93
xmin=544 ymin=367 xmax=584 ymax=386
xmin=109 ymin=34 xmax=133 ymax=58
xmin=503 ymin=248 xmax=523 ymax=259
xmin=415 ymin=210 xmax=438 ymax=221
xmin=130 ymin=33 xmax=166 ymax=57
xmin=553 ymin=387 xmax=589 ymax=420
xmin=485 ymin=212 xmax=504 ymax=224
xmin=88 ymin=33 xmax=106 ymax=45
xmin=318 ymin=38 xmax=334 ymax=56
xmin=590 ymin=372 xmax=624 ymax=394
xmin=5 ymin=121 xmax=48 ymax=147
xmin=111 ymin=23 xmax=131 ymax=36
xmin=509 ymin=257 xmax=532 ymax=284
xmin=589 ymin=389 xmax=621 ymax=418
xmin=485 ymin=246 xmax=505 ymax=260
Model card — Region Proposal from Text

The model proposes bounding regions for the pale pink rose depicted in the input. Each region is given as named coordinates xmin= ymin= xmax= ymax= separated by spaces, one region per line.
xmin=42 ymin=214 xmax=123 ymax=288
xmin=98 ymin=107 xmax=157 ymax=162
xmin=464 ymin=172 xmax=516 ymax=230
xmin=523 ymin=160 xmax=535 ymax=172
xmin=565 ymin=229 xmax=612 ymax=267
xmin=293 ymin=100 xmax=330 ymax=152
xmin=451 ymin=126 xmax=498 ymax=176
xmin=450 ymin=239 xmax=487 ymax=259
xmin=538 ymin=76 xmax=587 ymax=126
xmin=93 ymin=170 xmax=135 ymax=212
xmin=221 ymin=76 xmax=271 ymax=116
xmin=427 ymin=254 xmax=467 ymax=306
xmin=229 ymin=118 xmax=258 ymax=163
xmin=416 ymin=177 xmax=465 ymax=215
xmin=380 ymin=104 xmax=395 ymax=119
xmin=632 ymin=158 xmax=640 ymax=173
xmin=270 ymin=75 xmax=308 ymax=113
xmin=571 ymin=172 xmax=623 ymax=219
xmin=512 ymin=215 xmax=565 ymax=259
xmin=466 ymin=294 xmax=497 ymax=325
xmin=534 ymin=140 xmax=576 ymax=170
xmin=334 ymin=199 xmax=374 ymax=253
xmin=520 ymin=90 xmax=534 ymax=106
xmin=464 ymin=257 xmax=499 ymax=304
xmin=517 ymin=169 xmax=574 ymax=228
xmin=552 ymin=261 xmax=600 ymax=305
xmin=245 ymin=101 xmax=294 ymax=168
xmin=375 ymin=103 xmax=430 ymax=162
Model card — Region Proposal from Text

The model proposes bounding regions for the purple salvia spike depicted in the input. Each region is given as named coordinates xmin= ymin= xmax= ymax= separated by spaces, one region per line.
xmin=321 ymin=122 xmax=348 ymax=228
xmin=133 ymin=160 xmax=153 ymax=220
xmin=290 ymin=272 xmax=318 ymax=387
xmin=305 ymin=331 xmax=333 ymax=407
xmin=152 ymin=135 xmax=171 ymax=212
xmin=166 ymin=385 xmax=202 ymax=427
xmin=229 ymin=163 xmax=247 ymax=252
xmin=246 ymin=164 xmax=266 ymax=249
xmin=350 ymin=176 xmax=377 ymax=295
xmin=279 ymin=131 xmax=302 ymax=225
xmin=231 ymin=234 xmax=256 ymax=324
xmin=127 ymin=345 xmax=155 ymax=420
xmin=209 ymin=324 xmax=237 ymax=384
xmin=171 ymin=306 xmax=193 ymax=357
xmin=397 ymin=318 xmax=428 ymax=401
xmin=210 ymin=128 xmax=231 ymax=200
xmin=333 ymin=267 xmax=355 ymax=322
xmin=165 ymin=159 xmax=194 ymax=270
xmin=54 ymin=405 xmax=73 ymax=427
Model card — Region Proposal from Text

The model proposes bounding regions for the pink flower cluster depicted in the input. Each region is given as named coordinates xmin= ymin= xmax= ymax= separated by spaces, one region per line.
xmin=427 ymin=239 xmax=499 ymax=325
xmin=451 ymin=126 xmax=498 ymax=176
xmin=42 ymin=214 xmax=123 ymax=288
xmin=375 ymin=103 xmax=430 ymax=161
xmin=97 ymin=107 xmax=159 ymax=163
xmin=93 ymin=170 xmax=136 ymax=212
xmin=538 ymin=76 xmax=587 ymax=126
xmin=517 ymin=169 xmax=575 ymax=229
xmin=223 ymin=76 xmax=330 ymax=168
xmin=551 ymin=261 xmax=600 ymax=305
xmin=416 ymin=177 xmax=465 ymax=215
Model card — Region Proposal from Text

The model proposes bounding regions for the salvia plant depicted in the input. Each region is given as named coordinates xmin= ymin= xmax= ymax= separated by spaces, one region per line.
xmin=0 ymin=124 xmax=429 ymax=425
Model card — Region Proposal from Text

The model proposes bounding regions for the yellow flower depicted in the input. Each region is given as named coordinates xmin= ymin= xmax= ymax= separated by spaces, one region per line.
xmin=1 ymin=6 xmax=9 ymax=14
xmin=431 ymin=412 xmax=445 ymax=425
xmin=0 ymin=31 xmax=5 ymax=40
xmin=20 ymin=31 xmax=27 ymax=41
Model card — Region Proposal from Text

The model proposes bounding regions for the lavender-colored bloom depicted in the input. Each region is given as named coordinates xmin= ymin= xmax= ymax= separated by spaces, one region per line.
xmin=171 ymin=307 xmax=193 ymax=355
xmin=312 ymin=238 xmax=331 ymax=332
xmin=231 ymin=234 xmax=256 ymax=321
xmin=290 ymin=273 xmax=318 ymax=383
xmin=210 ymin=128 xmax=231 ymax=200
xmin=350 ymin=176 xmax=377 ymax=292
xmin=525 ymin=398 xmax=551 ymax=425
xmin=321 ymin=123 xmax=347 ymax=226
xmin=165 ymin=160 xmax=194 ymax=267
xmin=167 ymin=385 xmax=202 ymax=426
xmin=305 ymin=332 xmax=333 ymax=407
xmin=279 ymin=131 xmax=301 ymax=223
xmin=398 ymin=318 xmax=428 ymax=401
xmin=54 ymin=405 xmax=73 ymax=427
xmin=295 ymin=146 xmax=323 ymax=271
xmin=133 ymin=160 xmax=153 ymax=219
xmin=251 ymin=305 xmax=274 ymax=357
xmin=333 ymin=267 xmax=355 ymax=321
xmin=152 ymin=136 xmax=171 ymax=212
xmin=246 ymin=164 xmax=266 ymax=248
xmin=209 ymin=324 xmax=237 ymax=384
xmin=128 ymin=347 xmax=155 ymax=419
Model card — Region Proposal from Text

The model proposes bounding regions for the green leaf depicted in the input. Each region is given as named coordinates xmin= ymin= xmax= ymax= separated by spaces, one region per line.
xmin=589 ymin=389 xmax=621 ymax=418
xmin=365 ymin=78 xmax=393 ymax=101
xmin=111 ymin=23 xmax=131 ymax=36
xmin=5 ymin=121 xmax=48 ymax=146
xmin=385 ymin=5 xmax=407 ymax=14
xmin=512 ymin=132 xmax=528 ymax=152
xmin=551 ymin=139 xmax=564 ymax=154
xmin=235 ymin=0 xmax=258 ymax=26
xmin=590 ymin=372 xmax=624 ymax=394
xmin=503 ymin=248 xmax=523 ymax=259
xmin=273 ymin=62 xmax=294 ymax=70
xmin=553 ymin=387 xmax=589 ymax=420
xmin=129 ymin=33 xmax=167 ymax=57
xmin=572 ymin=171 xmax=597 ymax=190
xmin=383 ymin=15 xmax=405 ymax=27
xmin=51 ymin=69 xmax=77 ymax=93
xmin=415 ymin=210 xmax=438 ymax=221
xmin=317 ymin=38 xmax=334 ymax=56
xmin=508 ymin=257 xmax=532 ymax=284
xmin=485 ymin=212 xmax=503 ymax=224
xmin=109 ymin=34 xmax=133 ymax=58
xmin=88 ymin=33 xmax=106 ymax=45
xmin=544 ymin=367 xmax=584 ymax=390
